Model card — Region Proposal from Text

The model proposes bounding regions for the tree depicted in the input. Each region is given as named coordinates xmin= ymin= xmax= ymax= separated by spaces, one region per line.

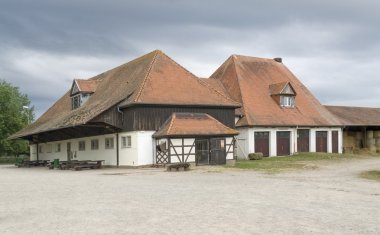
xmin=0 ymin=80 xmax=35 ymax=157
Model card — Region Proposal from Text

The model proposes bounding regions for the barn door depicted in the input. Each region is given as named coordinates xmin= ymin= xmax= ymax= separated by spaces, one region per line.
xmin=277 ymin=131 xmax=290 ymax=156
xmin=210 ymin=138 xmax=226 ymax=165
xmin=254 ymin=132 xmax=270 ymax=157
xmin=297 ymin=129 xmax=310 ymax=152
xmin=195 ymin=139 xmax=209 ymax=165
xmin=316 ymin=131 xmax=328 ymax=152
xmin=332 ymin=131 xmax=339 ymax=153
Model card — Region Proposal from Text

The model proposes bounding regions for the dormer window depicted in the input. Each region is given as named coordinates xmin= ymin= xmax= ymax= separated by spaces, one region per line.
xmin=70 ymin=79 xmax=98 ymax=110
xmin=72 ymin=95 xmax=81 ymax=109
xmin=269 ymin=81 xmax=296 ymax=108
xmin=280 ymin=96 xmax=295 ymax=107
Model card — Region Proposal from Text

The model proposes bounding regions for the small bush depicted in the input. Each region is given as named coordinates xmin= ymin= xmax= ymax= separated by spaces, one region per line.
xmin=248 ymin=153 xmax=263 ymax=160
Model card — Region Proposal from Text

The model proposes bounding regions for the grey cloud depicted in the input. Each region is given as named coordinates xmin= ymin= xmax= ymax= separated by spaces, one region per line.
xmin=0 ymin=0 xmax=379 ymax=117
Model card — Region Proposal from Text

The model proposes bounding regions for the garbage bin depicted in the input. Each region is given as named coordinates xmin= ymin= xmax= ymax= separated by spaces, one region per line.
xmin=53 ymin=159 xmax=60 ymax=169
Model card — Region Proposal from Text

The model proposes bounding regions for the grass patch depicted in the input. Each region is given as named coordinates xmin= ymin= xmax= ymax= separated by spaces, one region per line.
xmin=230 ymin=152 xmax=374 ymax=173
xmin=360 ymin=171 xmax=380 ymax=182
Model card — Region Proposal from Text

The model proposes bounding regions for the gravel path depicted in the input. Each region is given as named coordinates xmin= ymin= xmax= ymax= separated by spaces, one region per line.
xmin=1 ymin=157 xmax=380 ymax=234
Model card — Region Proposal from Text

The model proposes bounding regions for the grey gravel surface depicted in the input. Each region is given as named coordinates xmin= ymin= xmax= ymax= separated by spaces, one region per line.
xmin=1 ymin=157 xmax=380 ymax=234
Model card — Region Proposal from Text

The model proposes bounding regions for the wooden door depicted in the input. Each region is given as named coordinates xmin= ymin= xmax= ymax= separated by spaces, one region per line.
xmin=66 ymin=142 xmax=71 ymax=161
xmin=332 ymin=131 xmax=339 ymax=153
xmin=255 ymin=132 xmax=270 ymax=157
xmin=210 ymin=138 xmax=226 ymax=165
xmin=316 ymin=131 xmax=328 ymax=152
xmin=195 ymin=139 xmax=209 ymax=165
xmin=277 ymin=131 xmax=290 ymax=156
xmin=297 ymin=129 xmax=310 ymax=152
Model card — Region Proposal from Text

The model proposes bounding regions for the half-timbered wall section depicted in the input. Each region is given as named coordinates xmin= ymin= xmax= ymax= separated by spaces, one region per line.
xmin=123 ymin=106 xmax=235 ymax=131
xmin=155 ymin=137 xmax=235 ymax=165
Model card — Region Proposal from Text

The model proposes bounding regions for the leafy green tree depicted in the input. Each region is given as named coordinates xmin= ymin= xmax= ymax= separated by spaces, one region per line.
xmin=0 ymin=80 xmax=34 ymax=157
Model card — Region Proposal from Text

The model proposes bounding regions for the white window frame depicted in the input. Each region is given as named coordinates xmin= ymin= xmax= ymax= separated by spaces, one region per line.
xmin=78 ymin=140 xmax=86 ymax=151
xmin=55 ymin=143 xmax=61 ymax=152
xmin=280 ymin=96 xmax=295 ymax=108
xmin=121 ymin=136 xmax=132 ymax=148
xmin=91 ymin=139 xmax=99 ymax=150
xmin=105 ymin=137 xmax=114 ymax=149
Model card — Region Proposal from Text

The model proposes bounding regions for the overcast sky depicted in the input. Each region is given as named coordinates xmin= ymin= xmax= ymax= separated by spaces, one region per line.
xmin=1 ymin=0 xmax=379 ymax=118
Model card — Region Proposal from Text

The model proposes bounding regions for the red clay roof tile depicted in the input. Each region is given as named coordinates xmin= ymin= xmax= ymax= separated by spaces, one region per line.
xmin=153 ymin=113 xmax=239 ymax=137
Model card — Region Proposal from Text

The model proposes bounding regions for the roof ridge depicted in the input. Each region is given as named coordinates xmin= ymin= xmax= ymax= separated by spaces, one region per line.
xmin=159 ymin=51 xmax=199 ymax=79
xmin=197 ymin=78 xmax=240 ymax=105
xmin=230 ymin=55 xmax=251 ymax=123
xmin=167 ymin=113 xmax=176 ymax=135
xmin=133 ymin=50 xmax=160 ymax=102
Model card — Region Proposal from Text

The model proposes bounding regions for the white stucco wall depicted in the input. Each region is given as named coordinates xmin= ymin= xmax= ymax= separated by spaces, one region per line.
xmin=30 ymin=131 xmax=156 ymax=166
xmin=235 ymin=127 xmax=343 ymax=158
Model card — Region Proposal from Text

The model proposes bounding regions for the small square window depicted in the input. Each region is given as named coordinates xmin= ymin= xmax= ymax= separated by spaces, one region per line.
xmin=91 ymin=139 xmax=99 ymax=150
xmin=105 ymin=137 xmax=114 ymax=149
xmin=78 ymin=141 xmax=86 ymax=151
xmin=55 ymin=143 xmax=61 ymax=152
xmin=121 ymin=136 xmax=132 ymax=148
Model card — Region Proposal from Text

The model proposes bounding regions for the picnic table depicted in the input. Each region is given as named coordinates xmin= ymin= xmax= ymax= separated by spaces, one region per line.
xmin=16 ymin=160 xmax=50 ymax=168
xmin=47 ymin=160 xmax=104 ymax=170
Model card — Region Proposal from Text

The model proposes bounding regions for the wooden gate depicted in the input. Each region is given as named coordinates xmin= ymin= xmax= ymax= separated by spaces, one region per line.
xmin=297 ymin=129 xmax=310 ymax=152
xmin=210 ymin=138 xmax=226 ymax=165
xmin=195 ymin=139 xmax=209 ymax=165
xmin=332 ymin=131 xmax=339 ymax=153
xmin=316 ymin=131 xmax=328 ymax=152
xmin=254 ymin=132 xmax=270 ymax=157
xmin=277 ymin=131 xmax=290 ymax=156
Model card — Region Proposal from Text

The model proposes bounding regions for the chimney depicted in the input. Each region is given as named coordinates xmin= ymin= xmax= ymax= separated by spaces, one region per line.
xmin=273 ymin=57 xmax=282 ymax=63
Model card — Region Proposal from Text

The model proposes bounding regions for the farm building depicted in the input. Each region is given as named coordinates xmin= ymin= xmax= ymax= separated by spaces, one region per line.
xmin=325 ymin=106 xmax=380 ymax=153
xmin=209 ymin=55 xmax=343 ymax=158
xmin=10 ymin=50 xmax=348 ymax=166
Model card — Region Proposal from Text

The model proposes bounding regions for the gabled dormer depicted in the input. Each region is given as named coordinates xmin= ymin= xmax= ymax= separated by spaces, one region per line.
xmin=269 ymin=81 xmax=296 ymax=108
xmin=70 ymin=79 xmax=98 ymax=110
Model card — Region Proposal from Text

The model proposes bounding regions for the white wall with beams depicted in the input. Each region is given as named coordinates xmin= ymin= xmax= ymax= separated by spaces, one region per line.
xmin=30 ymin=131 xmax=155 ymax=166
xmin=235 ymin=127 xmax=343 ymax=159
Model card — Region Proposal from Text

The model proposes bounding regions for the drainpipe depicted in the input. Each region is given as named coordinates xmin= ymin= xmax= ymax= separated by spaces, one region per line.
xmin=294 ymin=126 xmax=298 ymax=155
xmin=116 ymin=133 xmax=119 ymax=168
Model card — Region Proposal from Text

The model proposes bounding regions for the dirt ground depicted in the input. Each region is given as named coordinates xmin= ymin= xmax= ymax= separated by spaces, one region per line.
xmin=1 ymin=157 xmax=380 ymax=234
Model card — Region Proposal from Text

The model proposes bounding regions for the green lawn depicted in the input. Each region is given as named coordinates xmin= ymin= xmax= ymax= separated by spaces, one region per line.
xmin=360 ymin=170 xmax=380 ymax=182
xmin=231 ymin=152 xmax=375 ymax=173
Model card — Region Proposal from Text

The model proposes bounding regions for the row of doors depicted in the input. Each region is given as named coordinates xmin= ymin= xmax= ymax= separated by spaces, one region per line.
xmin=254 ymin=130 xmax=339 ymax=156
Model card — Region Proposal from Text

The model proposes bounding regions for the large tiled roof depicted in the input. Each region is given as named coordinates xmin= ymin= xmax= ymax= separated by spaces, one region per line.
xmin=210 ymin=55 xmax=341 ymax=127
xmin=10 ymin=50 xmax=240 ymax=139
xmin=153 ymin=113 xmax=238 ymax=138
xmin=325 ymin=105 xmax=380 ymax=126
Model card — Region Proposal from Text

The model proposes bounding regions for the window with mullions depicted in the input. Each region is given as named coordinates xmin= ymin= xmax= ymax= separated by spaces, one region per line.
xmin=280 ymin=96 xmax=295 ymax=108
xmin=71 ymin=95 xmax=81 ymax=110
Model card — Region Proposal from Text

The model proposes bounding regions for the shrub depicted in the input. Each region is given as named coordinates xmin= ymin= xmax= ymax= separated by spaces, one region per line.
xmin=248 ymin=153 xmax=263 ymax=160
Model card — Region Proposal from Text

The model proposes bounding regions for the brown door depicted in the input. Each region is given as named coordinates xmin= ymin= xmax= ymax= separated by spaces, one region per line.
xmin=210 ymin=138 xmax=226 ymax=165
xmin=277 ymin=131 xmax=290 ymax=156
xmin=297 ymin=129 xmax=310 ymax=152
xmin=255 ymin=132 xmax=270 ymax=157
xmin=332 ymin=131 xmax=339 ymax=153
xmin=316 ymin=131 xmax=328 ymax=152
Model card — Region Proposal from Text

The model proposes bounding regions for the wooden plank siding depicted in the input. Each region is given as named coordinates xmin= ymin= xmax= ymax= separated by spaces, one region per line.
xmin=122 ymin=106 xmax=236 ymax=131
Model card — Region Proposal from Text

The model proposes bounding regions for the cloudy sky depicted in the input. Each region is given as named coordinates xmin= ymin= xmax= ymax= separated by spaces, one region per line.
xmin=1 ymin=0 xmax=379 ymax=118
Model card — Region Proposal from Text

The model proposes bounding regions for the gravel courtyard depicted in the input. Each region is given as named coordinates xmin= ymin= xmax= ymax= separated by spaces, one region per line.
xmin=1 ymin=157 xmax=380 ymax=234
